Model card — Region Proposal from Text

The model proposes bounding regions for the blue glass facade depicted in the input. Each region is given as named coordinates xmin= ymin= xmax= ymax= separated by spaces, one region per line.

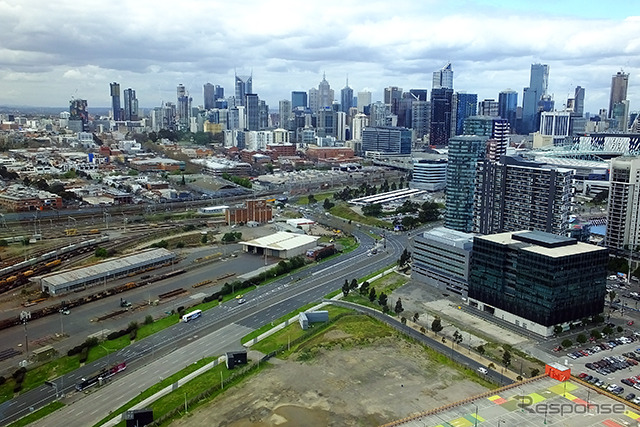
xmin=455 ymin=92 xmax=477 ymax=135
xmin=361 ymin=126 xmax=412 ymax=154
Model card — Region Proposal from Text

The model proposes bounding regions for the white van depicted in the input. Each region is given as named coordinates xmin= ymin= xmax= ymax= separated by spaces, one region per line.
xmin=477 ymin=367 xmax=488 ymax=374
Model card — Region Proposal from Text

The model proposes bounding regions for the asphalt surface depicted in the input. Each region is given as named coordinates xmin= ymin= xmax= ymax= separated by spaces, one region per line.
xmin=0 ymin=223 xmax=405 ymax=425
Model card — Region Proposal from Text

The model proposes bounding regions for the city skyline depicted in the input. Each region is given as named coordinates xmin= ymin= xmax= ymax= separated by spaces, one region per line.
xmin=0 ymin=1 xmax=638 ymax=115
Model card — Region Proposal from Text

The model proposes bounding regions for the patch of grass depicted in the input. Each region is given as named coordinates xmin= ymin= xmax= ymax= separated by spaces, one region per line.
xmin=241 ymin=303 xmax=317 ymax=344
xmin=0 ymin=381 xmax=14 ymax=402
xmin=7 ymin=401 xmax=65 ymax=427
xmin=297 ymin=193 xmax=333 ymax=205
xmin=329 ymin=203 xmax=393 ymax=229
xmin=137 ymin=313 xmax=181 ymax=340
xmin=86 ymin=335 xmax=132 ymax=364
xmin=20 ymin=355 xmax=81 ymax=393
xmin=359 ymin=263 xmax=397 ymax=283
xmin=92 ymin=357 xmax=216 ymax=427
xmin=369 ymin=272 xmax=409 ymax=295
xmin=324 ymin=289 xmax=342 ymax=299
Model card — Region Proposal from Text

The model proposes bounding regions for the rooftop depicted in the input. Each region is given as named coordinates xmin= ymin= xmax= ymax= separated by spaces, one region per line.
xmin=478 ymin=231 xmax=607 ymax=258
xmin=239 ymin=231 xmax=319 ymax=251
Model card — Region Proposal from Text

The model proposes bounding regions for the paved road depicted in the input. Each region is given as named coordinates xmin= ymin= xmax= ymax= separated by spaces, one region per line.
xmin=0 ymin=227 xmax=404 ymax=425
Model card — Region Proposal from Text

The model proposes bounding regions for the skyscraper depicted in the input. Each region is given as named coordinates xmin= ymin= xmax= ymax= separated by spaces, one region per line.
xmin=411 ymin=100 xmax=430 ymax=141
xmin=605 ymin=156 xmax=640 ymax=251
xmin=430 ymin=88 xmax=454 ymax=145
xmin=340 ymin=79 xmax=353 ymax=113
xmin=123 ymin=88 xmax=138 ymax=121
xmin=478 ymin=99 xmax=499 ymax=117
xmin=473 ymin=156 xmax=573 ymax=235
xmin=317 ymin=73 xmax=334 ymax=111
xmin=110 ymin=82 xmax=121 ymax=121
xmin=245 ymin=93 xmax=259 ymax=131
xmin=573 ymin=86 xmax=585 ymax=116
xmin=498 ymin=89 xmax=518 ymax=130
xmin=455 ymin=92 xmax=477 ymax=135
xmin=433 ymin=63 xmax=453 ymax=89
xmin=384 ymin=86 xmax=403 ymax=116
xmin=444 ymin=135 xmax=488 ymax=232
xmin=203 ymin=83 xmax=215 ymax=110
xmin=291 ymin=91 xmax=307 ymax=109
xmin=609 ymin=71 xmax=629 ymax=118
xmin=235 ymin=73 xmax=252 ymax=107
xmin=279 ymin=99 xmax=291 ymax=128
xmin=357 ymin=91 xmax=372 ymax=113
xmin=521 ymin=64 xmax=549 ymax=134
xmin=176 ymin=84 xmax=191 ymax=130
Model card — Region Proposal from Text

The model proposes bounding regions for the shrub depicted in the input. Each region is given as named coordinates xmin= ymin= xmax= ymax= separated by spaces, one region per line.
xmin=176 ymin=241 xmax=185 ymax=248
xmin=79 ymin=346 xmax=89 ymax=363
xmin=0 ymin=376 xmax=5 ymax=385
xmin=127 ymin=321 xmax=139 ymax=332
xmin=84 ymin=337 xmax=99 ymax=348
xmin=129 ymin=328 xmax=137 ymax=340
xmin=12 ymin=367 xmax=26 ymax=383
xmin=144 ymin=315 xmax=154 ymax=325
xmin=13 ymin=384 xmax=22 ymax=393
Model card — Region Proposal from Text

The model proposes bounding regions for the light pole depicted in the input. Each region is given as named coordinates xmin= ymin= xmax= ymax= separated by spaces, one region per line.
xmin=98 ymin=344 xmax=111 ymax=367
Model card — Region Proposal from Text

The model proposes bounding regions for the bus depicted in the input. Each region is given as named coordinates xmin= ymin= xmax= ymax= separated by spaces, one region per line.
xmin=182 ymin=309 xmax=202 ymax=323
xmin=75 ymin=361 xmax=126 ymax=391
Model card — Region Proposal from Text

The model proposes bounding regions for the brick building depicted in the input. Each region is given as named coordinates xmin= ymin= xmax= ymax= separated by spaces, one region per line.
xmin=226 ymin=199 xmax=273 ymax=225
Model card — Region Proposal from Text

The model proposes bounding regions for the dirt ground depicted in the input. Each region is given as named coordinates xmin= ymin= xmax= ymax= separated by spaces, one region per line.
xmin=170 ymin=335 xmax=488 ymax=427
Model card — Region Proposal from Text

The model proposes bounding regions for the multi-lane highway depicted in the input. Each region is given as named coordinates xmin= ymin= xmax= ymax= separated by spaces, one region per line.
xmin=0 ymin=224 xmax=406 ymax=425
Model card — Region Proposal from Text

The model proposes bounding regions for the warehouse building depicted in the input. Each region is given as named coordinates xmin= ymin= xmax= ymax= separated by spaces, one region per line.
xmin=239 ymin=232 xmax=320 ymax=259
xmin=36 ymin=248 xmax=176 ymax=295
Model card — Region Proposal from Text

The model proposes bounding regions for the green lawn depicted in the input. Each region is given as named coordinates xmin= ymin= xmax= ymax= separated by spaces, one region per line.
xmin=297 ymin=193 xmax=334 ymax=205
xmin=329 ymin=203 xmax=393 ymax=228
xmin=241 ymin=303 xmax=317 ymax=344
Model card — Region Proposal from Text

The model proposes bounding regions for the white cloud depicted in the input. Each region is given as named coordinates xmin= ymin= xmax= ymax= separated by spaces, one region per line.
xmin=0 ymin=0 xmax=636 ymax=114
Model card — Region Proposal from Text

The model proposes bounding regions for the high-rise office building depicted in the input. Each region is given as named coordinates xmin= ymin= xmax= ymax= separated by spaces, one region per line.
xmin=351 ymin=113 xmax=369 ymax=141
xmin=340 ymin=80 xmax=353 ymax=113
xmin=69 ymin=99 xmax=89 ymax=132
xmin=204 ymin=83 xmax=215 ymax=110
xmin=409 ymin=89 xmax=428 ymax=102
xmin=433 ymin=63 xmax=453 ymax=89
xmin=454 ymin=92 xmax=477 ymax=135
xmin=609 ymin=71 xmax=629 ymax=118
xmin=384 ymin=86 xmax=403 ymax=116
xmin=444 ymin=135 xmax=488 ymax=232
xmin=498 ymin=89 xmax=518 ymax=130
xmin=478 ymin=99 xmax=499 ymax=117
xmin=430 ymin=88 xmax=454 ymax=145
xmin=279 ymin=99 xmax=291 ymax=128
xmin=357 ymin=91 xmax=372 ymax=113
xmin=235 ymin=73 xmax=252 ymax=107
xmin=573 ymin=86 xmax=585 ymax=116
xmin=110 ymin=82 xmax=121 ymax=121
xmin=316 ymin=107 xmax=336 ymax=138
xmin=605 ymin=156 xmax=640 ymax=251
xmin=245 ymin=93 xmax=259 ymax=131
xmin=361 ymin=126 xmax=412 ymax=154
xmin=467 ymin=230 xmax=607 ymax=336
xmin=123 ymin=88 xmax=138 ymax=121
xmin=318 ymin=74 xmax=334 ymax=111
xmin=291 ymin=91 xmax=307 ymax=109
xmin=411 ymin=100 xmax=430 ymax=141
xmin=521 ymin=64 xmax=549 ymax=134
xmin=473 ymin=156 xmax=573 ymax=235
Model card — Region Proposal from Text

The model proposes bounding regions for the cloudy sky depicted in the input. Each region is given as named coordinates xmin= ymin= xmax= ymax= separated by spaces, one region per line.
xmin=0 ymin=0 xmax=637 ymax=115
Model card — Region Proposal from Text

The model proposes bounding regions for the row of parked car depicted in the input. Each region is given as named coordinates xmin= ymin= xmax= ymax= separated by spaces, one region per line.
xmin=585 ymin=354 xmax=638 ymax=375
xmin=567 ymin=336 xmax=637 ymax=359
xmin=577 ymin=373 xmax=640 ymax=404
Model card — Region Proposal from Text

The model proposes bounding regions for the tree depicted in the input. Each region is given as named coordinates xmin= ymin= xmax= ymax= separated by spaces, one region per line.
xmin=488 ymin=362 xmax=496 ymax=370
xmin=307 ymin=194 xmax=317 ymax=204
xmin=453 ymin=330 xmax=463 ymax=346
xmin=576 ymin=334 xmax=588 ymax=344
xmin=476 ymin=345 xmax=485 ymax=355
xmin=602 ymin=326 xmax=613 ymax=336
xmin=323 ymin=198 xmax=335 ymax=210
xmin=368 ymin=287 xmax=376 ymax=302
xmin=420 ymin=326 xmax=426 ymax=334
xmin=617 ymin=326 xmax=624 ymax=333
xmin=553 ymin=325 xmax=563 ymax=336
xmin=394 ymin=298 xmax=404 ymax=314
xmin=531 ymin=368 xmax=540 ymax=377
xmin=342 ymin=280 xmax=350 ymax=297
xmin=350 ymin=278 xmax=358 ymax=290
xmin=502 ymin=350 xmax=512 ymax=367
xmin=359 ymin=281 xmax=370 ymax=295
xmin=401 ymin=317 xmax=407 ymax=325
xmin=397 ymin=248 xmax=412 ymax=268
xmin=378 ymin=292 xmax=388 ymax=307
xmin=95 ymin=247 xmax=108 ymax=258
xmin=431 ymin=317 xmax=443 ymax=334
xmin=412 ymin=312 xmax=420 ymax=323
xmin=609 ymin=290 xmax=617 ymax=305
xmin=200 ymin=234 xmax=208 ymax=244
xmin=561 ymin=339 xmax=573 ymax=348
xmin=590 ymin=329 xmax=602 ymax=339
xmin=362 ymin=203 xmax=382 ymax=217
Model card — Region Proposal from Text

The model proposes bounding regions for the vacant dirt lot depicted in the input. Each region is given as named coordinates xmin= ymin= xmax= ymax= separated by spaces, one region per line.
xmin=171 ymin=328 xmax=488 ymax=427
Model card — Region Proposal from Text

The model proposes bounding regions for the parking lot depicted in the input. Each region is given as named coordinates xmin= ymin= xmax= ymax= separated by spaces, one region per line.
xmin=566 ymin=334 xmax=640 ymax=403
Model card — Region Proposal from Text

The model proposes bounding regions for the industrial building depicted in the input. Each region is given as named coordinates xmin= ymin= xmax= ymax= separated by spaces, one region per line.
xmin=239 ymin=232 xmax=320 ymax=259
xmin=467 ymin=230 xmax=607 ymax=336
xmin=37 ymin=248 xmax=176 ymax=295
